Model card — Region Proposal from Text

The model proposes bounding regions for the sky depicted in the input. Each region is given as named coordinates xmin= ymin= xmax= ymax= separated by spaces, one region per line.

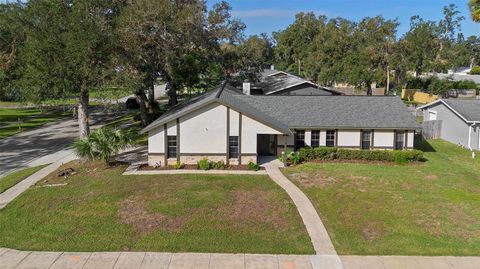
xmin=207 ymin=0 xmax=479 ymax=38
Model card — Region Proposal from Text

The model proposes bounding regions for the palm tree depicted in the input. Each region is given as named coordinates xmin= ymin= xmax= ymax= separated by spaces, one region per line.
xmin=470 ymin=0 xmax=480 ymax=22
xmin=73 ymin=127 xmax=138 ymax=164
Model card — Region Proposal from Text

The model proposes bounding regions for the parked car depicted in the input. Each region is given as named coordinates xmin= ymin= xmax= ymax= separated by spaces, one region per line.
xmin=125 ymin=97 xmax=140 ymax=109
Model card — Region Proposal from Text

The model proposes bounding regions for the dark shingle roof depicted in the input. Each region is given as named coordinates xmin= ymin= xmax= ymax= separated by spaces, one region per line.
xmin=256 ymin=71 xmax=342 ymax=96
xmin=443 ymin=99 xmax=480 ymax=122
xmin=227 ymin=95 xmax=420 ymax=129
xmin=142 ymin=84 xmax=421 ymax=133
xmin=260 ymin=69 xmax=288 ymax=79
xmin=256 ymin=75 xmax=309 ymax=95
xmin=435 ymin=73 xmax=480 ymax=84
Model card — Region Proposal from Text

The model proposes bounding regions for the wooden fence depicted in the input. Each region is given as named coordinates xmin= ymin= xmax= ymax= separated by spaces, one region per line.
xmin=401 ymin=89 xmax=438 ymax=104
xmin=422 ymin=120 xmax=442 ymax=139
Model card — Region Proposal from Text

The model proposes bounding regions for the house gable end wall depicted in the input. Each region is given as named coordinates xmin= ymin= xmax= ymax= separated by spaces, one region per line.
xmin=424 ymin=102 xmax=474 ymax=148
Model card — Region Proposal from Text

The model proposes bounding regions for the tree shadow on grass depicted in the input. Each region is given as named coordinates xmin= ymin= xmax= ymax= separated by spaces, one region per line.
xmin=415 ymin=138 xmax=436 ymax=153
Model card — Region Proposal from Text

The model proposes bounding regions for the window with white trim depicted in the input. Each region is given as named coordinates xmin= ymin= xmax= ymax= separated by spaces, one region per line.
xmin=167 ymin=136 xmax=177 ymax=158
xmin=326 ymin=130 xmax=336 ymax=147
xmin=295 ymin=130 xmax=305 ymax=150
xmin=361 ymin=131 xmax=371 ymax=150
xmin=229 ymin=136 xmax=239 ymax=158
xmin=311 ymin=130 xmax=320 ymax=147
xmin=395 ymin=131 xmax=405 ymax=150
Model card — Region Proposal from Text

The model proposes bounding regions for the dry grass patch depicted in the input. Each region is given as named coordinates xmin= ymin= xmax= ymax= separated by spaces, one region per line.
xmin=219 ymin=189 xmax=289 ymax=229
xmin=118 ymin=197 xmax=187 ymax=234
xmin=289 ymin=172 xmax=338 ymax=188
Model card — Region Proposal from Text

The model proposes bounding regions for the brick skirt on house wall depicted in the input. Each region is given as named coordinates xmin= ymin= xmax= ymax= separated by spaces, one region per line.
xmin=147 ymin=154 xmax=257 ymax=167
xmin=148 ymin=154 xmax=165 ymax=167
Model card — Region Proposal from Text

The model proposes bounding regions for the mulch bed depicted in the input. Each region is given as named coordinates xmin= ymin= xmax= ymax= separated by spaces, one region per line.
xmin=138 ymin=163 xmax=265 ymax=171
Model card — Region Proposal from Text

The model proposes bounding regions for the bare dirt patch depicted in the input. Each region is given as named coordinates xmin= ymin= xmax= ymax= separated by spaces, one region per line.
xmin=448 ymin=205 xmax=480 ymax=239
xmin=415 ymin=205 xmax=479 ymax=238
xmin=401 ymin=182 xmax=417 ymax=190
xmin=37 ymin=160 xmax=127 ymax=186
xmin=118 ymin=197 xmax=187 ymax=234
xmin=290 ymin=173 xmax=338 ymax=188
xmin=416 ymin=211 xmax=442 ymax=237
xmin=425 ymin=175 xmax=438 ymax=180
xmin=348 ymin=175 xmax=370 ymax=180
xmin=219 ymin=189 xmax=288 ymax=229
xmin=361 ymin=221 xmax=384 ymax=241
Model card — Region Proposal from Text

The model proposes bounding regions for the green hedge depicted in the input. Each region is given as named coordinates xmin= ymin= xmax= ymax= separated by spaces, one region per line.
xmin=297 ymin=147 xmax=423 ymax=164
xmin=470 ymin=66 xmax=480 ymax=75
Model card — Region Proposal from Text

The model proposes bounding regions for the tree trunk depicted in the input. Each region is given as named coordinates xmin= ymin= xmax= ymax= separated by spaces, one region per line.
xmin=147 ymin=82 xmax=159 ymax=114
xmin=135 ymin=89 xmax=150 ymax=126
xmin=366 ymin=83 xmax=373 ymax=96
xmin=470 ymin=57 xmax=475 ymax=69
xmin=78 ymin=89 xmax=90 ymax=138
xmin=167 ymin=81 xmax=178 ymax=106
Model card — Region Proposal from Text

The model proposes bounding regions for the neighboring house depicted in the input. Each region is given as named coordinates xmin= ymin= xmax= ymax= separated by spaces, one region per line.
xmin=246 ymin=68 xmax=343 ymax=96
xmin=142 ymin=83 xmax=420 ymax=167
xmin=153 ymin=84 xmax=167 ymax=99
xmin=419 ymin=99 xmax=480 ymax=151
xmin=434 ymin=73 xmax=480 ymax=84
xmin=448 ymin=66 xmax=472 ymax=75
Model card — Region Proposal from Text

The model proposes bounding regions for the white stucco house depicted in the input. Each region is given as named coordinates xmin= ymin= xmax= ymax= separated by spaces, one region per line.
xmin=419 ymin=99 xmax=480 ymax=154
xmin=141 ymin=83 xmax=421 ymax=167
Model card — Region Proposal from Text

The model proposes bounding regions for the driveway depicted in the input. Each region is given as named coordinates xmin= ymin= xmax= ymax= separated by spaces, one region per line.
xmin=0 ymin=107 xmax=125 ymax=177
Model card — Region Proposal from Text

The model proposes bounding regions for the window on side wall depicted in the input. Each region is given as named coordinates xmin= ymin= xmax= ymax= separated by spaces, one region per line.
xmin=361 ymin=131 xmax=371 ymax=150
xmin=229 ymin=136 xmax=239 ymax=158
xmin=295 ymin=130 xmax=305 ymax=150
xmin=395 ymin=131 xmax=405 ymax=150
xmin=311 ymin=130 xmax=320 ymax=147
xmin=326 ymin=130 xmax=336 ymax=147
xmin=167 ymin=135 xmax=177 ymax=158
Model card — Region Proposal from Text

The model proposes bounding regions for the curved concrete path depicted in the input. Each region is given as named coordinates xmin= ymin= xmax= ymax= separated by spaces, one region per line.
xmin=263 ymin=160 xmax=336 ymax=256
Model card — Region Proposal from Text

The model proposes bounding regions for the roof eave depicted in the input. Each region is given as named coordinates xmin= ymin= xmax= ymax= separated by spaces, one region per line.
xmin=140 ymin=98 xmax=218 ymax=134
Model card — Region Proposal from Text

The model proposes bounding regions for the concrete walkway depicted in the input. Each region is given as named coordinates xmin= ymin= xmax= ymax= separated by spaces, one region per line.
xmin=262 ymin=160 xmax=336 ymax=256
xmin=1 ymin=248 xmax=479 ymax=269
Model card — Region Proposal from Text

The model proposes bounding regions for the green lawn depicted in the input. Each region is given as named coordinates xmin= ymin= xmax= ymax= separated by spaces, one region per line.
xmin=282 ymin=139 xmax=480 ymax=256
xmin=0 ymin=108 xmax=70 ymax=139
xmin=0 ymin=165 xmax=48 ymax=194
xmin=0 ymin=161 xmax=313 ymax=254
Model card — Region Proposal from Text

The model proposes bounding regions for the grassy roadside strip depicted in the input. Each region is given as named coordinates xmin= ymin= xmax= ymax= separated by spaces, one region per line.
xmin=0 ymin=165 xmax=49 ymax=194
xmin=0 ymin=108 xmax=71 ymax=139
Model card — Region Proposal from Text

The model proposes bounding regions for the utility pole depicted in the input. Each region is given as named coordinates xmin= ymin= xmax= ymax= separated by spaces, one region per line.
xmin=298 ymin=59 xmax=301 ymax=76
xmin=386 ymin=65 xmax=390 ymax=95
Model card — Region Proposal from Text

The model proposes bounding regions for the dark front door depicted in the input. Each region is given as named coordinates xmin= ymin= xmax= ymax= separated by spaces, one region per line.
xmin=257 ymin=134 xmax=277 ymax=156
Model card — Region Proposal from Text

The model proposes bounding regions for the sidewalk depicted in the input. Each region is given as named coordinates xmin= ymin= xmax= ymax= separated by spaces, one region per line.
xmin=1 ymin=248 xmax=479 ymax=269
xmin=0 ymin=150 xmax=77 ymax=210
